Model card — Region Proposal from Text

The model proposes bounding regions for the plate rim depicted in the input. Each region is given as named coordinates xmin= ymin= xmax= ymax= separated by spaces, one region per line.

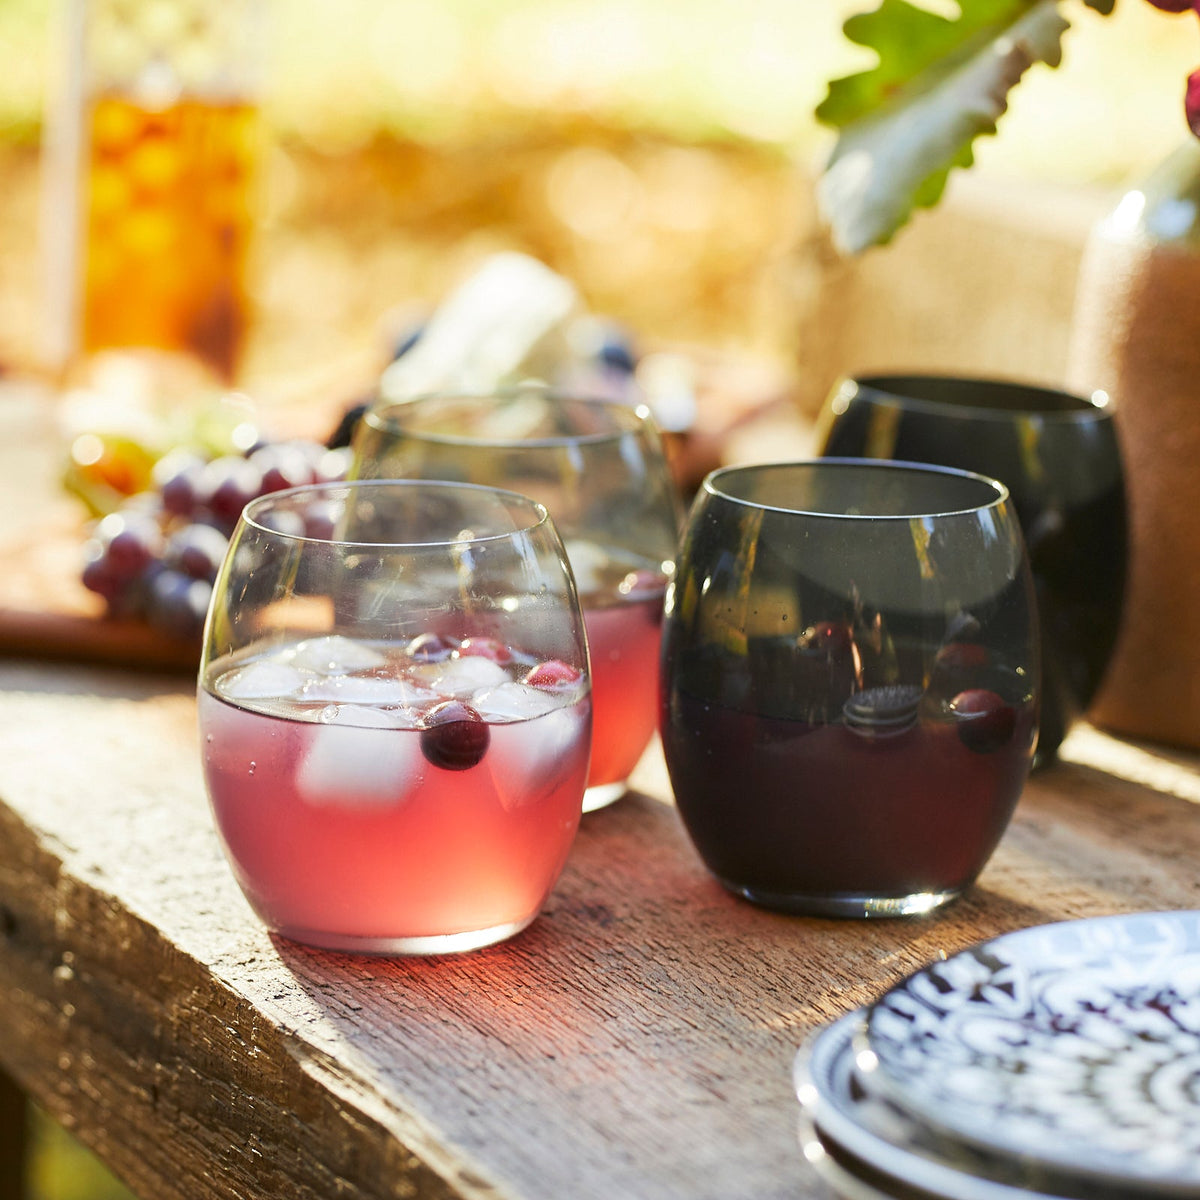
xmin=858 ymin=909 xmax=1200 ymax=1194
xmin=795 ymin=1014 xmax=1076 ymax=1200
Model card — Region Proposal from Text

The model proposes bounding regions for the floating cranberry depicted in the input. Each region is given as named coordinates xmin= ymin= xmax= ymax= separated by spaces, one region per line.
xmin=950 ymin=689 xmax=1017 ymax=754
xmin=525 ymin=659 xmax=583 ymax=689
xmin=419 ymin=701 xmax=490 ymax=770
xmin=458 ymin=636 xmax=512 ymax=664
xmin=407 ymin=632 xmax=456 ymax=663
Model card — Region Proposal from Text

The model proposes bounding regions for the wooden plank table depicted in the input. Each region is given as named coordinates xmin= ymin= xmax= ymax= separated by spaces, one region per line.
xmin=2 ymin=379 xmax=1200 ymax=1199
xmin=2 ymin=660 xmax=1200 ymax=1200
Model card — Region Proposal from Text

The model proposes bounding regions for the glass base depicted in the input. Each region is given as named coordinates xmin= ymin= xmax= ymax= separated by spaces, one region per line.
xmin=719 ymin=878 xmax=963 ymax=919
xmin=582 ymin=780 xmax=628 ymax=813
xmin=275 ymin=914 xmax=536 ymax=955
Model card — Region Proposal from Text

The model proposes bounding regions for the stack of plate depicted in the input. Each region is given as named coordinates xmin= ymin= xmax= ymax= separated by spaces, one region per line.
xmin=792 ymin=910 xmax=1200 ymax=1200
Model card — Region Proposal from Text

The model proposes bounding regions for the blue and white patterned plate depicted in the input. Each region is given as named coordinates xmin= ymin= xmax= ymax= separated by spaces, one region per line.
xmin=795 ymin=1015 xmax=1111 ymax=1200
xmin=858 ymin=910 xmax=1200 ymax=1195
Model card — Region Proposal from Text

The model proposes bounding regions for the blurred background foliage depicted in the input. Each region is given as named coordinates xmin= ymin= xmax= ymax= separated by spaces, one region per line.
xmin=0 ymin=1 xmax=1197 ymax=1194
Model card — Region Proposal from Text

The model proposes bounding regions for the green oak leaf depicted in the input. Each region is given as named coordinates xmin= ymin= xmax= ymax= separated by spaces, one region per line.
xmin=816 ymin=0 xmax=1113 ymax=254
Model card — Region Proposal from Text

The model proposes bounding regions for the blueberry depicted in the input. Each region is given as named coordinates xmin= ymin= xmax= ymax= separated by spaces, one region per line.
xmin=420 ymin=701 xmax=489 ymax=771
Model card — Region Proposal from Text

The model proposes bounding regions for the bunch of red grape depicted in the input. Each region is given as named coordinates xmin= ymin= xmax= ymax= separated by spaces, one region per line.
xmin=81 ymin=439 xmax=353 ymax=642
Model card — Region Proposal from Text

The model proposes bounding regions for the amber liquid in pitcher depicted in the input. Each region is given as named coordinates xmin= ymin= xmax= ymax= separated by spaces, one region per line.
xmin=80 ymin=93 xmax=257 ymax=381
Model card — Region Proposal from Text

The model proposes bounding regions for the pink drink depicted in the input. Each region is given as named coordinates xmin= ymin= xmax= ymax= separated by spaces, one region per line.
xmin=199 ymin=635 xmax=591 ymax=953
xmin=568 ymin=543 xmax=668 ymax=808
xmin=583 ymin=592 xmax=665 ymax=790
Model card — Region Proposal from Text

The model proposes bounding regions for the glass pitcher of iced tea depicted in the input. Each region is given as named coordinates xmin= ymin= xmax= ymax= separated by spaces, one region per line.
xmin=43 ymin=0 xmax=262 ymax=382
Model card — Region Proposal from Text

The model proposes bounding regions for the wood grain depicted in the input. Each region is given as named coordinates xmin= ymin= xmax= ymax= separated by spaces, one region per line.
xmin=1 ymin=661 xmax=1199 ymax=1200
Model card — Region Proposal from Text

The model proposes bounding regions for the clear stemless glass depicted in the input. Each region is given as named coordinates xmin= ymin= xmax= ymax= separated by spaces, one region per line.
xmin=351 ymin=387 xmax=682 ymax=813
xmin=660 ymin=460 xmax=1040 ymax=919
xmin=198 ymin=480 xmax=592 ymax=955
xmin=816 ymin=374 xmax=1126 ymax=765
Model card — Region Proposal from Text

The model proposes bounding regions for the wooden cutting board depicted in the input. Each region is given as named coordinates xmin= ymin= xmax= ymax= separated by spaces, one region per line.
xmin=0 ymin=381 xmax=199 ymax=675
xmin=0 ymin=504 xmax=200 ymax=675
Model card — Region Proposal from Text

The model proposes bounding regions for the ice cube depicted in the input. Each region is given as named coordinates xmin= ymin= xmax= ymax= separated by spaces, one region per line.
xmin=217 ymin=660 xmax=314 ymax=702
xmin=300 ymin=674 xmax=438 ymax=707
xmin=488 ymin=705 xmax=589 ymax=811
xmin=285 ymin=634 xmax=388 ymax=675
xmin=316 ymin=704 xmax=422 ymax=730
xmin=297 ymin=718 xmax=425 ymax=808
xmin=471 ymin=681 xmax=559 ymax=720
xmin=411 ymin=654 xmax=510 ymax=698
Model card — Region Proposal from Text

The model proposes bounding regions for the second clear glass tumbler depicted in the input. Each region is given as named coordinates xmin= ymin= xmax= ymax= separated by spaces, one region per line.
xmin=352 ymin=387 xmax=682 ymax=812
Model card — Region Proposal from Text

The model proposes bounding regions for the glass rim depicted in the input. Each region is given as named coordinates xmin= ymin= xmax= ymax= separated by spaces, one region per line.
xmin=240 ymin=478 xmax=555 ymax=548
xmin=840 ymin=373 xmax=1113 ymax=423
xmin=702 ymin=458 xmax=1011 ymax=520
xmin=362 ymin=386 xmax=656 ymax=449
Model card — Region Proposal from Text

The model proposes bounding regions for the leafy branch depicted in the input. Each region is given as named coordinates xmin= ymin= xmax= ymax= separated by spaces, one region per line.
xmin=815 ymin=0 xmax=1119 ymax=255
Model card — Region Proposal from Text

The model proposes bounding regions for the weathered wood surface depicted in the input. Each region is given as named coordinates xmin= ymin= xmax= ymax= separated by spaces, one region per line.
xmin=1 ymin=660 xmax=1199 ymax=1200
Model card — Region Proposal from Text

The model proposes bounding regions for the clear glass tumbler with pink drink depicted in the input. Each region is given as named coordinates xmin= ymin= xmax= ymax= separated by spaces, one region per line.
xmin=352 ymin=388 xmax=682 ymax=812
xmin=197 ymin=479 xmax=592 ymax=955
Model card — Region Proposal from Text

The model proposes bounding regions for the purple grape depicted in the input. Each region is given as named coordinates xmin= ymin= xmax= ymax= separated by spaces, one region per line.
xmin=81 ymin=540 xmax=123 ymax=602
xmin=201 ymin=455 xmax=264 ymax=529
xmin=249 ymin=443 xmax=316 ymax=494
xmin=96 ymin=509 xmax=164 ymax=577
xmin=164 ymin=523 xmax=230 ymax=583
xmin=112 ymin=559 xmax=166 ymax=620
xmin=145 ymin=568 xmax=212 ymax=641
xmin=153 ymin=450 xmax=208 ymax=518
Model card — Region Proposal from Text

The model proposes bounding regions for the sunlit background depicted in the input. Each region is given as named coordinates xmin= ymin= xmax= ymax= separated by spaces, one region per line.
xmin=0 ymin=0 xmax=1196 ymax=406
xmin=0 ymin=1 xmax=1197 ymax=1193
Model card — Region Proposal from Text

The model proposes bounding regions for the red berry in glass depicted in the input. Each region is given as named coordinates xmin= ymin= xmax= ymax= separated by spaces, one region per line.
xmin=950 ymin=689 xmax=1017 ymax=754
xmin=420 ymin=700 xmax=490 ymax=770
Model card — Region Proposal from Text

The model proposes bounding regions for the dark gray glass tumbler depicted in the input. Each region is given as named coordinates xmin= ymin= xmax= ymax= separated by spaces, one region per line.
xmin=818 ymin=374 xmax=1125 ymax=764
xmin=659 ymin=461 xmax=1039 ymax=918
